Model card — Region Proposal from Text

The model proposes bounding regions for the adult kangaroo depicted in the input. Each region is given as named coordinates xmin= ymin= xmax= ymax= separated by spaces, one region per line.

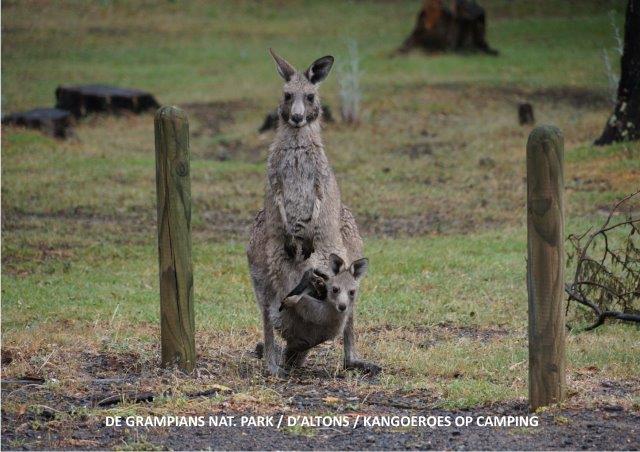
xmin=247 ymin=49 xmax=380 ymax=377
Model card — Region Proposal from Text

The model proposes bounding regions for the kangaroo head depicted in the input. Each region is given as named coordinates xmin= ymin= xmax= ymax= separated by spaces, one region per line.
xmin=323 ymin=253 xmax=368 ymax=314
xmin=269 ymin=48 xmax=334 ymax=129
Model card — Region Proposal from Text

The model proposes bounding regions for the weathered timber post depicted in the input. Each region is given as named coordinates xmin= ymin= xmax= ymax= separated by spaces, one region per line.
xmin=154 ymin=106 xmax=196 ymax=372
xmin=526 ymin=125 xmax=565 ymax=410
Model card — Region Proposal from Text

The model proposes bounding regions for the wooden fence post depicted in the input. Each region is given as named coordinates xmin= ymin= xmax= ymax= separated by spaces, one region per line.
xmin=527 ymin=125 xmax=565 ymax=410
xmin=154 ymin=106 xmax=195 ymax=373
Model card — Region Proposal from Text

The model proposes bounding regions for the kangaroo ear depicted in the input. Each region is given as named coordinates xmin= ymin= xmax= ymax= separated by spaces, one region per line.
xmin=269 ymin=48 xmax=296 ymax=82
xmin=350 ymin=258 xmax=369 ymax=280
xmin=304 ymin=55 xmax=334 ymax=84
xmin=328 ymin=253 xmax=345 ymax=275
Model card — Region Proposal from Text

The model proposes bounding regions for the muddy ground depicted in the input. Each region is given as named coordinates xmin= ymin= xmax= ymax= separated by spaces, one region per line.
xmin=3 ymin=380 xmax=639 ymax=450
xmin=2 ymin=336 xmax=639 ymax=450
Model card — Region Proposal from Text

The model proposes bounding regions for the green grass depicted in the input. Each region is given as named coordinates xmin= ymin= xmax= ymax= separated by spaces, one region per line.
xmin=0 ymin=0 xmax=628 ymax=110
xmin=2 ymin=0 xmax=639 ymax=423
xmin=3 ymin=227 xmax=639 ymax=411
xmin=2 ymin=230 xmax=526 ymax=331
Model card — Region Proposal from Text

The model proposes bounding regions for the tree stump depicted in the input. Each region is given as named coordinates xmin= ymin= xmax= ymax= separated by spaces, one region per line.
xmin=519 ymin=103 xmax=535 ymax=125
xmin=595 ymin=0 xmax=639 ymax=145
xmin=398 ymin=0 xmax=498 ymax=55
xmin=56 ymin=84 xmax=160 ymax=118
xmin=2 ymin=108 xmax=73 ymax=138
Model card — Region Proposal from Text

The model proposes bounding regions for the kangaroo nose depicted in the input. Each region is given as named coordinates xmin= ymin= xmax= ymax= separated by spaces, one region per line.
xmin=338 ymin=303 xmax=347 ymax=312
xmin=291 ymin=113 xmax=303 ymax=124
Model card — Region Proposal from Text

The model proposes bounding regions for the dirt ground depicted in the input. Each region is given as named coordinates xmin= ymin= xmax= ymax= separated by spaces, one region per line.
xmin=2 ymin=334 xmax=639 ymax=450
xmin=3 ymin=375 xmax=639 ymax=450
xmin=129 ymin=407 xmax=640 ymax=451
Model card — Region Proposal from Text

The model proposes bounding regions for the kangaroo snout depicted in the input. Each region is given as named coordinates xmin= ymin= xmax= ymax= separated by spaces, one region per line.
xmin=338 ymin=303 xmax=347 ymax=312
xmin=290 ymin=113 xmax=304 ymax=125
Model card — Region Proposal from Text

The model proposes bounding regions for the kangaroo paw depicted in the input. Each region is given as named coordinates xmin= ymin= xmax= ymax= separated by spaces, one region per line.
xmin=279 ymin=294 xmax=301 ymax=311
xmin=345 ymin=360 xmax=382 ymax=376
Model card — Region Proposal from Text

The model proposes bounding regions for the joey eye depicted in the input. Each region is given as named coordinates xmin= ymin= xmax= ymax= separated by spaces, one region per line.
xmin=332 ymin=287 xmax=340 ymax=294
xmin=284 ymin=92 xmax=292 ymax=101
xmin=306 ymin=94 xmax=315 ymax=102
xmin=348 ymin=290 xmax=356 ymax=297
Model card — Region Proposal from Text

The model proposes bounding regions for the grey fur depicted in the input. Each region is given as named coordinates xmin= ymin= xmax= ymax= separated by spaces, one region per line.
xmin=246 ymin=50 xmax=380 ymax=377
xmin=279 ymin=254 xmax=367 ymax=367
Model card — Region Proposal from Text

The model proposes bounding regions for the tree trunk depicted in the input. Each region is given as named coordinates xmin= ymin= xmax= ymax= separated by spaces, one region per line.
xmin=595 ymin=0 xmax=640 ymax=145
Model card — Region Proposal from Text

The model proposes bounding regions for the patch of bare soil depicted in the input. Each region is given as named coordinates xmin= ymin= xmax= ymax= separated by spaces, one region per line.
xmin=201 ymin=138 xmax=266 ymax=163
xmin=141 ymin=404 xmax=639 ymax=451
xmin=181 ymin=100 xmax=249 ymax=138
xmin=357 ymin=210 xmax=505 ymax=237
xmin=182 ymin=100 xmax=269 ymax=162
xmin=391 ymin=131 xmax=459 ymax=160
xmin=418 ymin=82 xmax=611 ymax=110
xmin=1 ymin=207 xmax=155 ymax=274
xmin=2 ymin=383 xmax=638 ymax=449
xmin=365 ymin=323 xmax=513 ymax=353
xmin=199 ymin=210 xmax=254 ymax=239
xmin=2 ymin=345 xmax=639 ymax=450
xmin=1 ymin=206 xmax=154 ymax=232
xmin=0 ymin=204 xmax=509 ymax=257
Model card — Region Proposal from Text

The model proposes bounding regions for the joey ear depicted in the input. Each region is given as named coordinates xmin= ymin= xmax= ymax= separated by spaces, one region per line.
xmin=269 ymin=48 xmax=296 ymax=82
xmin=304 ymin=55 xmax=334 ymax=84
xmin=328 ymin=253 xmax=345 ymax=275
xmin=349 ymin=258 xmax=369 ymax=280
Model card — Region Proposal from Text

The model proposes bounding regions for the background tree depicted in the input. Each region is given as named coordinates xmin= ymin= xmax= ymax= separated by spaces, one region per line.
xmin=595 ymin=0 xmax=639 ymax=145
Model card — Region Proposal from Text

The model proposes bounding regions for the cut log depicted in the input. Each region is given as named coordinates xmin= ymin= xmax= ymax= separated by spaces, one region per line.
xmin=398 ymin=0 xmax=498 ymax=55
xmin=2 ymin=108 xmax=73 ymax=138
xmin=56 ymin=84 xmax=160 ymax=117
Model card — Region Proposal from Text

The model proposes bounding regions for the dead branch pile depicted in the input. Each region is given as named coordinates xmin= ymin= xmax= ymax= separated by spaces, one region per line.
xmin=565 ymin=190 xmax=640 ymax=331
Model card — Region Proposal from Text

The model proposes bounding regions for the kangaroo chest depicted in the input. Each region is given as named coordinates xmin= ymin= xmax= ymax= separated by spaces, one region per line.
xmin=278 ymin=147 xmax=320 ymax=223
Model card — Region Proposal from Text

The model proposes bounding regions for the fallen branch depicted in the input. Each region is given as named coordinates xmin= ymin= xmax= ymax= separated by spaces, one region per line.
xmin=1 ymin=376 xmax=46 ymax=386
xmin=97 ymin=392 xmax=156 ymax=407
xmin=95 ymin=385 xmax=233 ymax=407
xmin=565 ymin=190 xmax=640 ymax=331
xmin=565 ymin=284 xmax=640 ymax=331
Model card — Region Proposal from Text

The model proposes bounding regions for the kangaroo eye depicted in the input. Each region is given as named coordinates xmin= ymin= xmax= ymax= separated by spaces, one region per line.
xmin=349 ymin=290 xmax=356 ymax=297
xmin=332 ymin=287 xmax=340 ymax=294
xmin=284 ymin=92 xmax=292 ymax=101
xmin=306 ymin=94 xmax=315 ymax=102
